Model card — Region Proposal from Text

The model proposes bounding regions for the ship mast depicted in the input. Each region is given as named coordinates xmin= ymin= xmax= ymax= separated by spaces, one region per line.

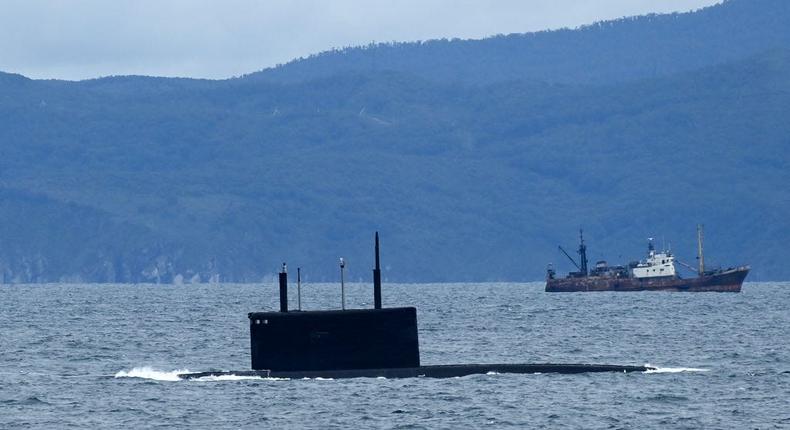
xmin=578 ymin=229 xmax=588 ymax=276
xmin=697 ymin=224 xmax=705 ymax=276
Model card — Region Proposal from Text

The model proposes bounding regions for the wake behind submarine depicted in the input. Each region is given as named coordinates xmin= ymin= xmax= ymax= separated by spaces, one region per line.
xmin=179 ymin=233 xmax=654 ymax=380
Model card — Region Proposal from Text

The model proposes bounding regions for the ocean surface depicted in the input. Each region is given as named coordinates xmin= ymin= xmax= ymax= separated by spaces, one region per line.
xmin=1 ymin=282 xmax=788 ymax=429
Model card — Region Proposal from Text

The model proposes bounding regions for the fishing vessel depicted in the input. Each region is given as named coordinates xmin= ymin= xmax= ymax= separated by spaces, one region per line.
xmin=545 ymin=226 xmax=749 ymax=292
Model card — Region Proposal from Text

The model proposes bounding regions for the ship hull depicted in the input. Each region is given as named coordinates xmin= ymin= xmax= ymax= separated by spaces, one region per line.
xmin=545 ymin=266 xmax=749 ymax=293
xmin=179 ymin=363 xmax=653 ymax=380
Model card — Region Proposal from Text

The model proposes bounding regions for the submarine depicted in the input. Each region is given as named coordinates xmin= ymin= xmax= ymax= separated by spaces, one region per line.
xmin=179 ymin=233 xmax=654 ymax=380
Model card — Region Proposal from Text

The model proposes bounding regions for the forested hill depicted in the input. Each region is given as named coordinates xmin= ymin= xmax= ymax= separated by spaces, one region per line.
xmin=250 ymin=0 xmax=790 ymax=85
xmin=0 ymin=1 xmax=788 ymax=283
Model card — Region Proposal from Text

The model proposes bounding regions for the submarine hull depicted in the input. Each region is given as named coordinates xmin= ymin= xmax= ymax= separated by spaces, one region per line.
xmin=546 ymin=266 xmax=749 ymax=293
xmin=179 ymin=363 xmax=653 ymax=380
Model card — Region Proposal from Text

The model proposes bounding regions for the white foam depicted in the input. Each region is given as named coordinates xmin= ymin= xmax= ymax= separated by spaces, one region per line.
xmin=644 ymin=365 xmax=709 ymax=374
xmin=114 ymin=366 xmax=190 ymax=381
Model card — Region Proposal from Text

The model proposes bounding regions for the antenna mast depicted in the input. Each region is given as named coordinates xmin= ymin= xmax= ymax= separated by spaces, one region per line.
xmin=297 ymin=267 xmax=302 ymax=311
xmin=279 ymin=263 xmax=288 ymax=313
xmin=373 ymin=232 xmax=382 ymax=309
xmin=339 ymin=258 xmax=346 ymax=310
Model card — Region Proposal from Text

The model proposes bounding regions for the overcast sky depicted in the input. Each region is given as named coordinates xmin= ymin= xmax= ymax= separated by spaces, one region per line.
xmin=0 ymin=0 xmax=722 ymax=81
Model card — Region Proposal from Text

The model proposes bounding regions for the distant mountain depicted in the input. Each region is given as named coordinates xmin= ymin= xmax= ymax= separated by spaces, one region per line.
xmin=0 ymin=0 xmax=788 ymax=283
xmin=250 ymin=0 xmax=790 ymax=85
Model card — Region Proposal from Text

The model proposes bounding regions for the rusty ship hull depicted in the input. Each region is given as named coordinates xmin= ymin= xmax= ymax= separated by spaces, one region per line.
xmin=546 ymin=266 xmax=750 ymax=293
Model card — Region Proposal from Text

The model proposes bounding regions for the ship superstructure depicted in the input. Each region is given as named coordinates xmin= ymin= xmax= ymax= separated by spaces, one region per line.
xmin=630 ymin=240 xmax=676 ymax=279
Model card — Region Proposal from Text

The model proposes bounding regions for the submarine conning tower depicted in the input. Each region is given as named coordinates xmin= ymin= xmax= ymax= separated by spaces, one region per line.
xmin=247 ymin=232 xmax=420 ymax=372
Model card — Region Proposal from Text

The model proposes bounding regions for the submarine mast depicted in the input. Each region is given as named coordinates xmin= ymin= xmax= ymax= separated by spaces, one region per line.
xmin=279 ymin=263 xmax=288 ymax=312
xmin=373 ymin=232 xmax=382 ymax=309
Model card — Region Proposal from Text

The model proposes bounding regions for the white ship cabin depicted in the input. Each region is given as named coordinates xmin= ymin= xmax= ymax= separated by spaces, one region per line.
xmin=631 ymin=239 xmax=677 ymax=279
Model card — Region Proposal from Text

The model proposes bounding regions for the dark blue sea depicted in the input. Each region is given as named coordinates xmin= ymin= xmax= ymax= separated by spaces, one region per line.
xmin=1 ymin=282 xmax=788 ymax=429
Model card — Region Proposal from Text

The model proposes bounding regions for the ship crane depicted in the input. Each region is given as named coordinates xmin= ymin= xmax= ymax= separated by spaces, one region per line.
xmin=557 ymin=229 xmax=589 ymax=276
xmin=675 ymin=259 xmax=699 ymax=274
xmin=558 ymin=246 xmax=581 ymax=270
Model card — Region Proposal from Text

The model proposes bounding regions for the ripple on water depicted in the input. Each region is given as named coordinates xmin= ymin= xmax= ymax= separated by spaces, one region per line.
xmin=0 ymin=282 xmax=788 ymax=429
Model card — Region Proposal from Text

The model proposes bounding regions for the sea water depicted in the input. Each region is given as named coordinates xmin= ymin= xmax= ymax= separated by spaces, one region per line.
xmin=1 ymin=282 xmax=788 ymax=428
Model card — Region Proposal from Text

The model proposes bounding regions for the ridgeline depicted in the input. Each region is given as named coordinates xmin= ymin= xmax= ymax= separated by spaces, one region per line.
xmin=1 ymin=0 xmax=788 ymax=283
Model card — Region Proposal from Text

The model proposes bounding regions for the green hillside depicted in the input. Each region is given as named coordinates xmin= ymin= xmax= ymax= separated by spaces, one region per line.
xmin=0 ymin=1 xmax=788 ymax=283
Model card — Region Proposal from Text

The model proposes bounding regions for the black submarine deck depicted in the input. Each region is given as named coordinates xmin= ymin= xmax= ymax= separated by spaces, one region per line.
xmin=179 ymin=363 xmax=653 ymax=380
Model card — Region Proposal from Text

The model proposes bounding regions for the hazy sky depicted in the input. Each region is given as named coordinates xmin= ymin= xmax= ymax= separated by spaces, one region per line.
xmin=1 ymin=0 xmax=722 ymax=80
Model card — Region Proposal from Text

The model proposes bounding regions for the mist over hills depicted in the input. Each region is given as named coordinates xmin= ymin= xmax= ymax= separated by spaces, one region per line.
xmin=0 ymin=0 xmax=788 ymax=283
